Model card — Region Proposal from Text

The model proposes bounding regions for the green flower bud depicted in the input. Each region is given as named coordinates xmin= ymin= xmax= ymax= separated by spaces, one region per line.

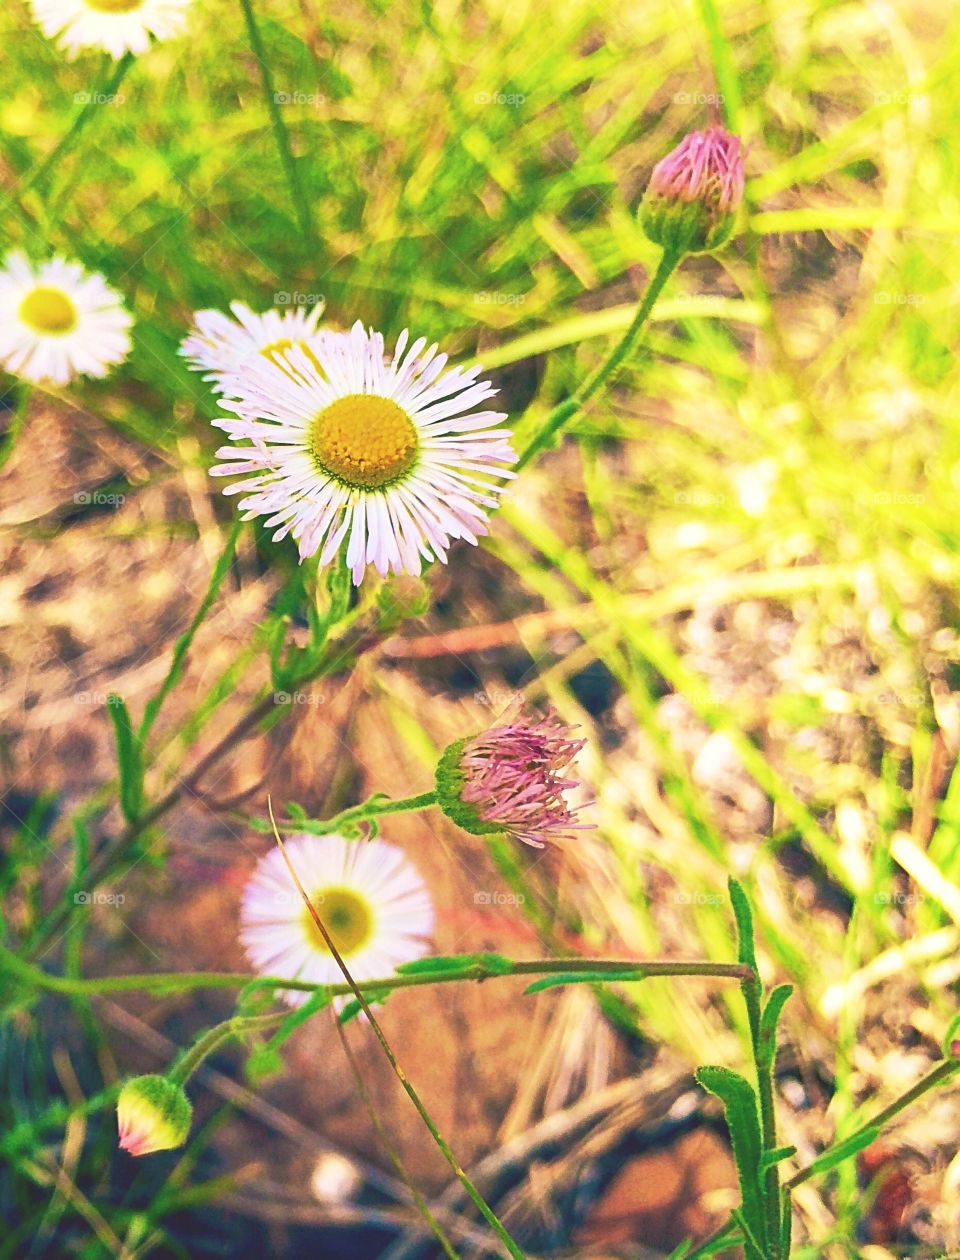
xmin=117 ymin=1075 xmax=192 ymax=1157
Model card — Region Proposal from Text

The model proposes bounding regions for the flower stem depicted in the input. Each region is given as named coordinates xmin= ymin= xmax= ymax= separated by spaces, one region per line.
xmin=688 ymin=1055 xmax=960 ymax=1259
xmin=784 ymin=1056 xmax=960 ymax=1191
xmin=334 ymin=1017 xmax=462 ymax=1260
xmin=515 ymin=246 xmax=682 ymax=469
xmin=0 ymin=939 xmax=752 ymax=999
xmin=167 ymin=1012 xmax=284 ymax=1086
xmin=268 ymin=801 xmax=528 ymax=1258
xmin=0 ymin=384 xmax=31 ymax=472
xmin=5 ymin=53 xmax=134 ymax=212
xmin=238 ymin=0 xmax=316 ymax=244
xmin=274 ymin=790 xmax=439 ymax=835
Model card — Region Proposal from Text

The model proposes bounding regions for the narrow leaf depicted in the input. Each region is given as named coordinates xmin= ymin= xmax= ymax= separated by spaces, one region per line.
xmin=107 ymin=694 xmax=144 ymax=823
xmin=801 ymin=1126 xmax=880 ymax=1178
xmin=524 ymin=969 xmax=646 ymax=994
xmin=760 ymin=1145 xmax=797 ymax=1171
xmin=728 ymin=877 xmax=758 ymax=974
xmin=759 ymin=984 xmax=794 ymax=1069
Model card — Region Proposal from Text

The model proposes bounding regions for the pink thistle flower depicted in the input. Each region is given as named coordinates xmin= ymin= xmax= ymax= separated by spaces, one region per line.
xmin=641 ymin=126 xmax=745 ymax=255
xmin=436 ymin=712 xmax=593 ymax=848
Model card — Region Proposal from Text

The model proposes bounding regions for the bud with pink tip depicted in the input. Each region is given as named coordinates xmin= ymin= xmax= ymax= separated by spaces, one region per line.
xmin=641 ymin=126 xmax=745 ymax=255
xmin=117 ymin=1075 xmax=192 ymax=1157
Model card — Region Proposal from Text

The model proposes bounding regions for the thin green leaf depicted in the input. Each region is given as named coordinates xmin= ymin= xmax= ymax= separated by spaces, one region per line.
xmin=801 ymin=1126 xmax=880 ymax=1179
xmin=760 ymin=1145 xmax=797 ymax=1171
xmin=524 ymin=969 xmax=645 ymax=994
xmin=759 ymin=984 xmax=794 ymax=1070
xmin=106 ymin=694 xmax=144 ymax=823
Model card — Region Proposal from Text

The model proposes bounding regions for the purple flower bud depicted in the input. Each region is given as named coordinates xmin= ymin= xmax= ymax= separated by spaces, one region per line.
xmin=641 ymin=126 xmax=745 ymax=255
xmin=436 ymin=712 xmax=593 ymax=848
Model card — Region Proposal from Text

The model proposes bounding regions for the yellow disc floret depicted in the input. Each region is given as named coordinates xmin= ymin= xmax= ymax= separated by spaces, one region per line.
xmin=305 ymin=886 xmax=374 ymax=956
xmin=85 ymin=0 xmax=144 ymax=12
xmin=309 ymin=393 xmax=419 ymax=490
xmin=19 ymin=287 xmax=78 ymax=335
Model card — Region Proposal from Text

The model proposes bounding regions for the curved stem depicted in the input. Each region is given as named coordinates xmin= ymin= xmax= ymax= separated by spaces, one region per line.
xmin=515 ymin=246 xmax=681 ymax=469
xmin=273 ymin=790 xmax=439 ymax=835
xmin=167 ymin=1012 xmax=283 ymax=1086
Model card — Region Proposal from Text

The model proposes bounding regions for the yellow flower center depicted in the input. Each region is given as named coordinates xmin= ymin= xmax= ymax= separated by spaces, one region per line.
xmin=308 ymin=393 xmax=419 ymax=490
xmin=84 ymin=0 xmax=144 ymax=12
xmin=19 ymin=287 xmax=78 ymax=335
xmin=260 ymin=338 xmax=323 ymax=376
xmin=304 ymin=886 xmax=373 ymax=956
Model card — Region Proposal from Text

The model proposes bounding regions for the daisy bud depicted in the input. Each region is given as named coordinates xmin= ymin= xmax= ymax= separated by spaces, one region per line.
xmin=117 ymin=1075 xmax=192 ymax=1158
xmin=435 ymin=712 xmax=592 ymax=849
xmin=640 ymin=126 xmax=745 ymax=255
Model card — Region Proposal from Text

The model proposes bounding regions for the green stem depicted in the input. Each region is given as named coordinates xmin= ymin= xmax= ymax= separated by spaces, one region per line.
xmin=689 ymin=1056 xmax=960 ymax=1259
xmin=515 ymin=247 xmax=681 ymax=469
xmin=273 ymin=790 xmax=439 ymax=834
xmin=3 ymin=53 xmax=134 ymax=212
xmin=784 ymin=1057 xmax=960 ymax=1191
xmin=29 ymin=610 xmax=378 ymax=955
xmin=334 ymin=1017 xmax=461 ymax=1260
xmin=0 ymin=942 xmax=752 ymax=999
xmin=0 ymin=384 xmax=31 ymax=472
xmin=269 ymin=813 xmax=527 ymax=1260
xmin=167 ymin=1013 xmax=283 ymax=1086
xmin=137 ymin=517 xmax=243 ymax=748
xmin=238 ymin=0 xmax=316 ymax=244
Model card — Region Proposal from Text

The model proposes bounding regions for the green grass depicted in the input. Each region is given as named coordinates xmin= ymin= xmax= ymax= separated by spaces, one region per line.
xmin=3 ymin=0 xmax=960 ymax=1254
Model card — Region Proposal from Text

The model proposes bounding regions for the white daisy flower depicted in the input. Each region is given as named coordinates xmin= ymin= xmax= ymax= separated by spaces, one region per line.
xmin=0 ymin=252 xmax=132 ymax=386
xmin=240 ymin=833 xmax=435 ymax=1008
xmin=180 ymin=300 xmax=327 ymax=393
xmin=210 ymin=320 xmax=516 ymax=584
xmin=27 ymin=0 xmax=192 ymax=60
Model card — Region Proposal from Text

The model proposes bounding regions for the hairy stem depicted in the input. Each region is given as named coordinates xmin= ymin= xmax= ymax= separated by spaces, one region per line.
xmin=167 ymin=1013 xmax=284 ymax=1086
xmin=0 ymin=944 xmax=754 ymax=999
xmin=515 ymin=246 xmax=681 ymax=469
